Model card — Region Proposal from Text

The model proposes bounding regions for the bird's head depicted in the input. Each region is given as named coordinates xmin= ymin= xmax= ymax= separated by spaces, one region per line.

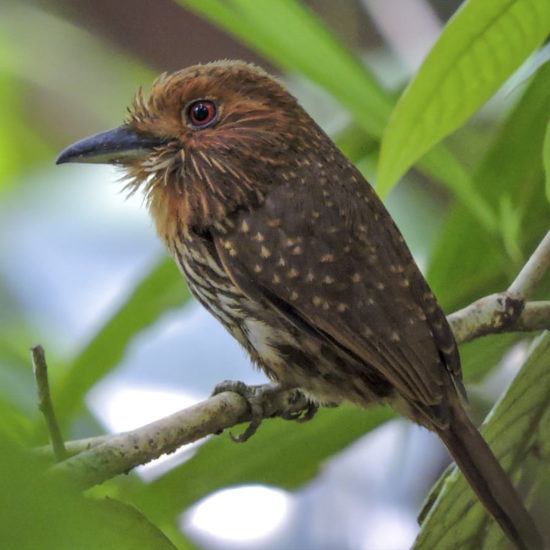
xmin=57 ymin=61 xmax=322 ymax=233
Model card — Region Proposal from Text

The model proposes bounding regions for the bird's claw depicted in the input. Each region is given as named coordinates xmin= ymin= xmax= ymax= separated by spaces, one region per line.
xmin=281 ymin=398 xmax=318 ymax=423
xmin=279 ymin=383 xmax=320 ymax=423
xmin=211 ymin=380 xmax=274 ymax=442
xmin=211 ymin=380 xmax=317 ymax=442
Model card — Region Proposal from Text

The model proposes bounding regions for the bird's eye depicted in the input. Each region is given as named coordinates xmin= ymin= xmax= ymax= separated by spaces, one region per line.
xmin=187 ymin=100 xmax=217 ymax=128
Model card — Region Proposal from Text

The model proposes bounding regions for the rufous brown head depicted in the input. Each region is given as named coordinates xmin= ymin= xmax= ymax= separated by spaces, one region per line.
xmin=57 ymin=61 xmax=325 ymax=232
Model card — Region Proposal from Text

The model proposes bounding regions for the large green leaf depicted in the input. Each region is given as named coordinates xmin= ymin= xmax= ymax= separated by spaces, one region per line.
xmin=413 ymin=332 xmax=550 ymax=549
xmin=378 ymin=0 xmax=550 ymax=195
xmin=54 ymin=258 xmax=189 ymax=424
xmin=0 ymin=439 xmax=185 ymax=550
xmin=419 ymin=145 xmax=497 ymax=233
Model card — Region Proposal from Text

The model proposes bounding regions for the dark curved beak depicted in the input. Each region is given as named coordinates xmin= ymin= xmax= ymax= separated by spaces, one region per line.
xmin=56 ymin=126 xmax=167 ymax=165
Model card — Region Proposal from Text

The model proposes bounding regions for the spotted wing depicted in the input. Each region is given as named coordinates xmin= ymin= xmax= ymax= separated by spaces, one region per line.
xmin=213 ymin=168 xmax=460 ymax=423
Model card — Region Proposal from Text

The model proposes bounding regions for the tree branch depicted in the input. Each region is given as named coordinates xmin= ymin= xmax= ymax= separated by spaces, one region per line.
xmin=50 ymin=386 xmax=310 ymax=488
xmin=448 ymin=298 xmax=550 ymax=344
xmin=38 ymin=230 xmax=550 ymax=487
xmin=507 ymin=230 xmax=550 ymax=300
xmin=448 ymin=231 xmax=550 ymax=344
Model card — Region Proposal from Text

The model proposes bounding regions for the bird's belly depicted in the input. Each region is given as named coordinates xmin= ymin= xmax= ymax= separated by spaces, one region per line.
xmin=172 ymin=241 xmax=391 ymax=407
xmin=208 ymin=294 xmax=390 ymax=407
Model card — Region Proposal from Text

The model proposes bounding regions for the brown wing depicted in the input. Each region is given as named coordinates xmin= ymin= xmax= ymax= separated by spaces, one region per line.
xmin=213 ymin=165 xmax=460 ymax=424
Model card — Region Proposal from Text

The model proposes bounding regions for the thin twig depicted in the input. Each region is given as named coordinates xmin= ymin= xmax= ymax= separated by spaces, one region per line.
xmin=36 ymin=434 xmax=107 ymax=460
xmin=31 ymin=345 xmax=67 ymax=462
xmin=508 ymin=230 xmax=550 ymax=300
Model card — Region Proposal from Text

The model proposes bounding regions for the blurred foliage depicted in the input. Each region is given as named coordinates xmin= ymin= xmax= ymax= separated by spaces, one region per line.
xmin=378 ymin=0 xmax=550 ymax=194
xmin=0 ymin=438 xmax=182 ymax=550
xmin=1 ymin=0 xmax=549 ymax=549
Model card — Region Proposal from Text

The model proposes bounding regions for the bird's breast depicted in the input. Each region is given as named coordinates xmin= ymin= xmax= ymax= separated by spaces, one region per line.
xmin=166 ymin=225 xmax=323 ymax=385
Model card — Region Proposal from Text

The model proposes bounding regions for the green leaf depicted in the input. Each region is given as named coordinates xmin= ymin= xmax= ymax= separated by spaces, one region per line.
xmin=0 ymin=439 xmax=184 ymax=550
xmin=413 ymin=332 xmax=550 ymax=549
xmin=378 ymin=0 xmax=550 ymax=194
xmin=54 ymin=258 xmax=190 ymax=424
xmin=459 ymin=333 xmax=522 ymax=382
xmin=0 ymin=68 xmax=52 ymax=193
xmin=0 ymin=398 xmax=33 ymax=444
xmin=498 ymin=195 xmax=522 ymax=264
xmin=544 ymin=117 xmax=550 ymax=203
xmin=126 ymin=405 xmax=394 ymax=530
xmin=419 ymin=145 xmax=497 ymax=233
xmin=177 ymin=0 xmax=392 ymax=137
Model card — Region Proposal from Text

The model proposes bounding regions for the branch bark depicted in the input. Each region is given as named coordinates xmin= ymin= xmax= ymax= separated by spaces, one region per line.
xmin=38 ymin=230 xmax=550 ymax=488
xmin=448 ymin=229 xmax=550 ymax=344
xmin=507 ymin=230 xmax=550 ymax=300
xmin=50 ymin=386 xmax=310 ymax=488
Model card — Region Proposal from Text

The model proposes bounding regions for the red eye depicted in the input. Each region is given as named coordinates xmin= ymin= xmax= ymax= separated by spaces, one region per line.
xmin=188 ymin=100 xmax=217 ymax=128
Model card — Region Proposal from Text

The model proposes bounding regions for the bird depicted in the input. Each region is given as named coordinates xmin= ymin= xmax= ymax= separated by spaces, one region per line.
xmin=56 ymin=60 xmax=542 ymax=550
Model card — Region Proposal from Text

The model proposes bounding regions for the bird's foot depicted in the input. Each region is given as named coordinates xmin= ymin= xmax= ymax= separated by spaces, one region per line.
xmin=212 ymin=380 xmax=266 ymax=442
xmin=211 ymin=380 xmax=317 ymax=442
xmin=280 ymin=396 xmax=319 ymax=423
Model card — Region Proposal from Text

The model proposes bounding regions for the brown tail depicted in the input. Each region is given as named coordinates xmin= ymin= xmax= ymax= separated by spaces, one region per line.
xmin=436 ymin=404 xmax=543 ymax=550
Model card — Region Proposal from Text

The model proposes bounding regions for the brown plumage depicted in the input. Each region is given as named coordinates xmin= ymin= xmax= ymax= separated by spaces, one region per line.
xmin=57 ymin=60 xmax=542 ymax=549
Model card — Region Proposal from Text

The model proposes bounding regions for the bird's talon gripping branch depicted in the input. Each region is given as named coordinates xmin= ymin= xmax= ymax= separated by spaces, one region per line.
xmin=212 ymin=381 xmax=275 ymax=442
xmin=211 ymin=379 xmax=251 ymax=399
xmin=211 ymin=382 xmax=316 ymax=441
xmin=229 ymin=416 xmax=261 ymax=443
